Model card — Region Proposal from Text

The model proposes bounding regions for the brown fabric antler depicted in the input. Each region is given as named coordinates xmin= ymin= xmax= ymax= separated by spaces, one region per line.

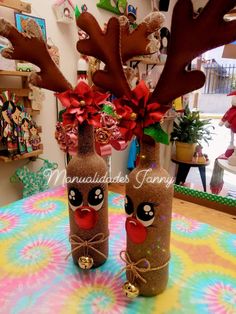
xmin=150 ymin=0 xmax=236 ymax=105
xmin=0 ymin=18 xmax=72 ymax=92
xmin=76 ymin=12 xmax=132 ymax=98
xmin=120 ymin=11 xmax=165 ymax=63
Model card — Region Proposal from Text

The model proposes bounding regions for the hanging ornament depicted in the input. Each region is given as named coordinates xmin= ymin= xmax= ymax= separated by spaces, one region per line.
xmin=53 ymin=0 xmax=75 ymax=24
xmin=77 ymin=56 xmax=89 ymax=83
xmin=81 ymin=4 xmax=88 ymax=12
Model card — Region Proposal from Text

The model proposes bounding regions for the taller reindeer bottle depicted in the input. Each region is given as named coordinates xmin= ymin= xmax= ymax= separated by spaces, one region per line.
xmin=124 ymin=137 xmax=173 ymax=297
xmin=67 ymin=121 xmax=109 ymax=269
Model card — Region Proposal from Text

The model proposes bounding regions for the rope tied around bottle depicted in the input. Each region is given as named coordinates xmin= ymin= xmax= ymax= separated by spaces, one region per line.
xmin=65 ymin=232 xmax=109 ymax=260
xmin=115 ymin=250 xmax=170 ymax=284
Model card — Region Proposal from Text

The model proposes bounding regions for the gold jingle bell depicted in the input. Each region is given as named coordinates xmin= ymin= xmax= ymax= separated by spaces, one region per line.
xmin=80 ymin=100 xmax=86 ymax=107
xmin=78 ymin=256 xmax=94 ymax=270
xmin=122 ymin=281 xmax=139 ymax=298
xmin=130 ymin=112 xmax=137 ymax=121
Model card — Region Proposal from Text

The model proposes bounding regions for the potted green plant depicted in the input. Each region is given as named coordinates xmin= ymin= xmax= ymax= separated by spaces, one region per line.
xmin=170 ymin=106 xmax=213 ymax=162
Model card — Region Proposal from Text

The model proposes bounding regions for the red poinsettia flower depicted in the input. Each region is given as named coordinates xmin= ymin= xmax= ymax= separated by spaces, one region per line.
xmin=56 ymin=81 xmax=109 ymax=127
xmin=113 ymin=81 xmax=169 ymax=141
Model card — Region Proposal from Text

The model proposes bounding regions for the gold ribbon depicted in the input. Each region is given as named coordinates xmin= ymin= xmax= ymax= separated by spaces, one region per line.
xmin=116 ymin=250 xmax=170 ymax=284
xmin=65 ymin=232 xmax=109 ymax=260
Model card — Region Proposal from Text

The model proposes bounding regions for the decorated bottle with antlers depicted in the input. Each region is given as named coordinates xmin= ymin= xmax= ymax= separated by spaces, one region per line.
xmin=56 ymin=77 xmax=111 ymax=269
xmin=123 ymin=137 xmax=173 ymax=297
xmin=66 ymin=120 xmax=109 ymax=269
xmin=0 ymin=17 xmax=110 ymax=270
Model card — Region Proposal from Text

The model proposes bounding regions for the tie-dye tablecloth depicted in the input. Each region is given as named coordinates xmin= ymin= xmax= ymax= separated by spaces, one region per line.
xmin=0 ymin=186 xmax=236 ymax=314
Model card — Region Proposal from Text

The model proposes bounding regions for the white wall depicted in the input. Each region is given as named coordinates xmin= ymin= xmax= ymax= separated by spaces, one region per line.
xmin=0 ymin=0 xmax=178 ymax=206
xmin=192 ymin=0 xmax=208 ymax=10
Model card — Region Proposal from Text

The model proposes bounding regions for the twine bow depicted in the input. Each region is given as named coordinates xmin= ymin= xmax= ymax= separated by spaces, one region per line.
xmin=65 ymin=232 xmax=109 ymax=260
xmin=116 ymin=250 xmax=170 ymax=284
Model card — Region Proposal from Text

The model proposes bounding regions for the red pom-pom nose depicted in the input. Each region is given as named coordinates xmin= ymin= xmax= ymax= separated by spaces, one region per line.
xmin=74 ymin=206 xmax=98 ymax=230
xmin=126 ymin=217 xmax=147 ymax=244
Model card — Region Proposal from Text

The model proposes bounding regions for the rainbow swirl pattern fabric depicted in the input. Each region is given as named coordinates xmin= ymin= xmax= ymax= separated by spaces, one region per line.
xmin=0 ymin=187 xmax=236 ymax=313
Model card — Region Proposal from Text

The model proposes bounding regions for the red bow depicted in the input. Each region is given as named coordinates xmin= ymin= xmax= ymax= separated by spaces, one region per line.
xmin=113 ymin=81 xmax=169 ymax=141
xmin=56 ymin=82 xmax=109 ymax=127
xmin=95 ymin=140 xmax=128 ymax=157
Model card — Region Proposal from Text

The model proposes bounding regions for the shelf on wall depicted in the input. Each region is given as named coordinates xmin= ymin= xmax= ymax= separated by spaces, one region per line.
xmin=0 ymin=146 xmax=43 ymax=163
xmin=0 ymin=70 xmax=32 ymax=77
xmin=0 ymin=87 xmax=30 ymax=97
xmin=0 ymin=0 xmax=31 ymax=13
xmin=0 ymin=70 xmax=42 ymax=113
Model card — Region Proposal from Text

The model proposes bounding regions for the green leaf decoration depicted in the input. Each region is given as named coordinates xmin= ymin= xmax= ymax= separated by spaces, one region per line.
xmin=97 ymin=0 xmax=121 ymax=15
xmin=144 ymin=123 xmax=169 ymax=145
xmin=75 ymin=5 xmax=81 ymax=18
xmin=59 ymin=109 xmax=66 ymax=122
xmin=102 ymin=104 xmax=115 ymax=117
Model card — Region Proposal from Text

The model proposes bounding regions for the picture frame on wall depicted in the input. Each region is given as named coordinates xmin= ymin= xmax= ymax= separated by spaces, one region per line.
xmin=14 ymin=13 xmax=47 ymax=41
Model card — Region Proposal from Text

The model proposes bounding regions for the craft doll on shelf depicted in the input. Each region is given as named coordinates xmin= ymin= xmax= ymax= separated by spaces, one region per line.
xmin=21 ymin=118 xmax=33 ymax=153
xmin=0 ymin=92 xmax=18 ymax=156
xmin=0 ymin=91 xmax=41 ymax=157
xmin=0 ymin=100 xmax=13 ymax=155
xmin=29 ymin=123 xmax=41 ymax=151
xmin=10 ymin=104 xmax=23 ymax=155
xmin=18 ymin=121 xmax=27 ymax=154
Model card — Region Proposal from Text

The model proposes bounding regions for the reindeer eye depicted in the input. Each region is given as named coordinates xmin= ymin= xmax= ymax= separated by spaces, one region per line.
xmin=68 ymin=187 xmax=83 ymax=211
xmin=136 ymin=202 xmax=155 ymax=227
xmin=88 ymin=187 xmax=104 ymax=211
xmin=125 ymin=195 xmax=134 ymax=216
